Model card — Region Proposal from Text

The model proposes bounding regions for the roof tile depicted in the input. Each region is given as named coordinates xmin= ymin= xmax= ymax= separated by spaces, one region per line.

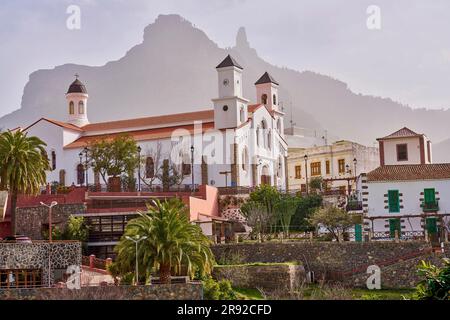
xmin=367 ymin=164 xmax=450 ymax=182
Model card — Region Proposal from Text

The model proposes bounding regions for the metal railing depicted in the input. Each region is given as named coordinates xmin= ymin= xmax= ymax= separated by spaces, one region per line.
xmin=87 ymin=183 xmax=199 ymax=193
xmin=422 ymin=201 xmax=439 ymax=212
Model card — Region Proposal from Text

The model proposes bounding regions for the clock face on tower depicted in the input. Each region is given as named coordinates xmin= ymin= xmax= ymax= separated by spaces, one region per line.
xmin=223 ymin=79 xmax=229 ymax=86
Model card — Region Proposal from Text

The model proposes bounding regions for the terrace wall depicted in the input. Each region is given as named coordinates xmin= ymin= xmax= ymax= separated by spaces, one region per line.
xmin=212 ymin=264 xmax=305 ymax=293
xmin=0 ymin=241 xmax=82 ymax=285
xmin=0 ymin=283 xmax=202 ymax=300
xmin=15 ymin=204 xmax=86 ymax=240
xmin=212 ymin=242 xmax=445 ymax=288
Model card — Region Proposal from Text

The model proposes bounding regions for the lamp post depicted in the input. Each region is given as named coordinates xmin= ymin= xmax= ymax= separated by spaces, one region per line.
xmin=137 ymin=146 xmax=142 ymax=192
xmin=346 ymin=164 xmax=351 ymax=196
xmin=304 ymin=155 xmax=309 ymax=195
xmin=190 ymin=145 xmax=195 ymax=192
xmin=84 ymin=147 xmax=89 ymax=189
xmin=79 ymin=152 xmax=83 ymax=187
xmin=125 ymin=235 xmax=148 ymax=285
xmin=353 ymin=158 xmax=357 ymax=178
xmin=40 ymin=201 xmax=57 ymax=288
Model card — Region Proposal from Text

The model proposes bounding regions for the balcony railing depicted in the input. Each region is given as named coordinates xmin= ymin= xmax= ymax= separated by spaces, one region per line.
xmin=346 ymin=200 xmax=363 ymax=211
xmin=422 ymin=201 xmax=439 ymax=212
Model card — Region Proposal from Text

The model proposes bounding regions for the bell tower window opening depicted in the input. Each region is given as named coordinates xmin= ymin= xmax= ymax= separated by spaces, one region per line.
xmin=69 ymin=101 xmax=75 ymax=115
xmin=78 ymin=101 xmax=85 ymax=114
xmin=261 ymin=94 xmax=268 ymax=105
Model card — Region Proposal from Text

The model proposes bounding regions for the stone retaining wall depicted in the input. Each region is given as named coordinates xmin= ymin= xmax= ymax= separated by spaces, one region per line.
xmin=0 ymin=242 xmax=82 ymax=285
xmin=212 ymin=241 xmax=438 ymax=287
xmin=212 ymin=264 xmax=305 ymax=293
xmin=347 ymin=254 xmax=445 ymax=289
xmin=0 ymin=283 xmax=203 ymax=300
xmin=16 ymin=204 xmax=86 ymax=240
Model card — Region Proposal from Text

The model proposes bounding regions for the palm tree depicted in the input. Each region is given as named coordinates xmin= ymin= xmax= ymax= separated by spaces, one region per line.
xmin=114 ymin=198 xmax=215 ymax=284
xmin=0 ymin=130 xmax=50 ymax=235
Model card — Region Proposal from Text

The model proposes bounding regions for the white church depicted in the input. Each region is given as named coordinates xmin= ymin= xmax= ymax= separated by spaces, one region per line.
xmin=20 ymin=55 xmax=288 ymax=191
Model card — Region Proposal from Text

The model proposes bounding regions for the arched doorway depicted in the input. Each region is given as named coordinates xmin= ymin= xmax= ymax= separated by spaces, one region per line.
xmin=260 ymin=165 xmax=271 ymax=186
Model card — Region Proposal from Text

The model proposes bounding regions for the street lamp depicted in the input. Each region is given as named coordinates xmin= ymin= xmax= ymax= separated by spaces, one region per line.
xmin=83 ymin=147 xmax=89 ymax=189
xmin=190 ymin=145 xmax=195 ymax=192
xmin=345 ymin=164 xmax=351 ymax=196
xmin=137 ymin=146 xmax=142 ymax=192
xmin=40 ymin=201 xmax=57 ymax=288
xmin=304 ymin=154 xmax=309 ymax=195
xmin=353 ymin=158 xmax=357 ymax=178
xmin=40 ymin=201 xmax=58 ymax=242
xmin=125 ymin=235 xmax=148 ymax=285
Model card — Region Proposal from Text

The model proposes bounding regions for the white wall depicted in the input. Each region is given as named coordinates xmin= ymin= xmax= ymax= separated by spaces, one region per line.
xmin=383 ymin=137 xmax=422 ymax=165
xmin=366 ymin=179 xmax=450 ymax=232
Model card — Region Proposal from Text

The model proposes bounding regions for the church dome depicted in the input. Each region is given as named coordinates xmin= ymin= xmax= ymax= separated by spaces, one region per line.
xmin=67 ymin=78 xmax=88 ymax=94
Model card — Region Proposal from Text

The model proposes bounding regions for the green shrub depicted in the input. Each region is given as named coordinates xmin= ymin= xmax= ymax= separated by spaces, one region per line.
xmin=414 ymin=258 xmax=450 ymax=300
xmin=203 ymin=278 xmax=237 ymax=300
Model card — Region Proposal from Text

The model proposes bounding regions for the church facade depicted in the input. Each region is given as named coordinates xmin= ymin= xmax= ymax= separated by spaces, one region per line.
xmin=21 ymin=55 xmax=288 ymax=191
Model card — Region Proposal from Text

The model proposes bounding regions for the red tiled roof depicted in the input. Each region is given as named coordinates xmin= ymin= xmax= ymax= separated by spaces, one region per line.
xmin=65 ymin=122 xmax=215 ymax=149
xmin=24 ymin=118 xmax=83 ymax=132
xmin=367 ymin=164 xmax=450 ymax=182
xmin=377 ymin=127 xmax=423 ymax=140
xmin=81 ymin=109 xmax=214 ymax=132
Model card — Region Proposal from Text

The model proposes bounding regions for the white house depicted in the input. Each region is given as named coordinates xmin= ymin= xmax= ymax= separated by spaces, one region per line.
xmin=360 ymin=127 xmax=450 ymax=243
xmin=287 ymin=140 xmax=379 ymax=194
xmin=19 ymin=55 xmax=288 ymax=191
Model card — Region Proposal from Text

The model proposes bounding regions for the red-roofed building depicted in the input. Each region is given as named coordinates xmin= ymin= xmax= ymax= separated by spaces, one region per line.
xmin=357 ymin=128 xmax=450 ymax=243
xmin=18 ymin=55 xmax=287 ymax=192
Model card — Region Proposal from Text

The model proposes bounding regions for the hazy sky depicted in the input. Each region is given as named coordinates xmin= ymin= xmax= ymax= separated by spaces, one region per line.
xmin=1 ymin=0 xmax=450 ymax=118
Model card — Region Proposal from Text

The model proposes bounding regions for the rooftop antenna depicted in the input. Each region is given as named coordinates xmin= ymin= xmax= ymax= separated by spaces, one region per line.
xmin=322 ymin=130 xmax=328 ymax=146
xmin=289 ymin=101 xmax=296 ymax=129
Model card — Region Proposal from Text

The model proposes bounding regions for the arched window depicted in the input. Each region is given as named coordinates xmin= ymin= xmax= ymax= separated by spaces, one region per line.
xmin=59 ymin=169 xmax=66 ymax=186
xmin=261 ymin=94 xmax=268 ymax=105
xmin=240 ymin=107 xmax=245 ymax=122
xmin=267 ymin=130 xmax=272 ymax=150
xmin=51 ymin=151 xmax=56 ymax=170
xmin=69 ymin=101 xmax=75 ymax=115
xmin=277 ymin=118 xmax=282 ymax=132
xmin=241 ymin=148 xmax=249 ymax=172
xmin=261 ymin=120 xmax=268 ymax=148
xmin=78 ymin=101 xmax=84 ymax=114
xmin=145 ymin=157 xmax=155 ymax=178
xmin=77 ymin=164 xmax=85 ymax=185
xmin=256 ymin=126 xmax=261 ymax=146
xmin=273 ymin=94 xmax=277 ymax=105
xmin=277 ymin=156 xmax=283 ymax=177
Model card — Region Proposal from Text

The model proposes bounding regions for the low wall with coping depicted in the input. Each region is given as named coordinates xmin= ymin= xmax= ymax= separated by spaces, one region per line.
xmin=16 ymin=204 xmax=86 ymax=240
xmin=212 ymin=263 xmax=305 ymax=293
xmin=212 ymin=241 xmax=443 ymax=288
xmin=0 ymin=241 xmax=82 ymax=285
xmin=0 ymin=283 xmax=203 ymax=300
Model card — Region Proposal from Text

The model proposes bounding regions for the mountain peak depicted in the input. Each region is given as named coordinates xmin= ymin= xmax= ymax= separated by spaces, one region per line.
xmin=236 ymin=27 xmax=250 ymax=48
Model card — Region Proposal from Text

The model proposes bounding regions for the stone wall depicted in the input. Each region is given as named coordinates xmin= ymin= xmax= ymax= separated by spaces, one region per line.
xmin=0 ymin=242 xmax=82 ymax=285
xmin=212 ymin=241 xmax=437 ymax=287
xmin=213 ymin=264 xmax=305 ymax=293
xmin=16 ymin=204 xmax=86 ymax=240
xmin=0 ymin=283 xmax=203 ymax=300
xmin=346 ymin=253 xmax=444 ymax=289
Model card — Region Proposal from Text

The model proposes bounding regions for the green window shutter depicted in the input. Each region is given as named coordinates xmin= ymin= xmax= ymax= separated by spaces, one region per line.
xmin=355 ymin=224 xmax=362 ymax=242
xmin=388 ymin=190 xmax=400 ymax=213
xmin=389 ymin=219 xmax=401 ymax=238
xmin=424 ymin=188 xmax=436 ymax=204
xmin=426 ymin=218 xmax=437 ymax=234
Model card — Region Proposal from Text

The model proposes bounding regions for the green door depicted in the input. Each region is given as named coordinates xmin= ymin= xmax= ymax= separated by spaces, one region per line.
xmin=355 ymin=224 xmax=362 ymax=242
xmin=424 ymin=189 xmax=436 ymax=204
xmin=389 ymin=219 xmax=401 ymax=238
xmin=388 ymin=190 xmax=400 ymax=213
xmin=426 ymin=218 xmax=437 ymax=234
